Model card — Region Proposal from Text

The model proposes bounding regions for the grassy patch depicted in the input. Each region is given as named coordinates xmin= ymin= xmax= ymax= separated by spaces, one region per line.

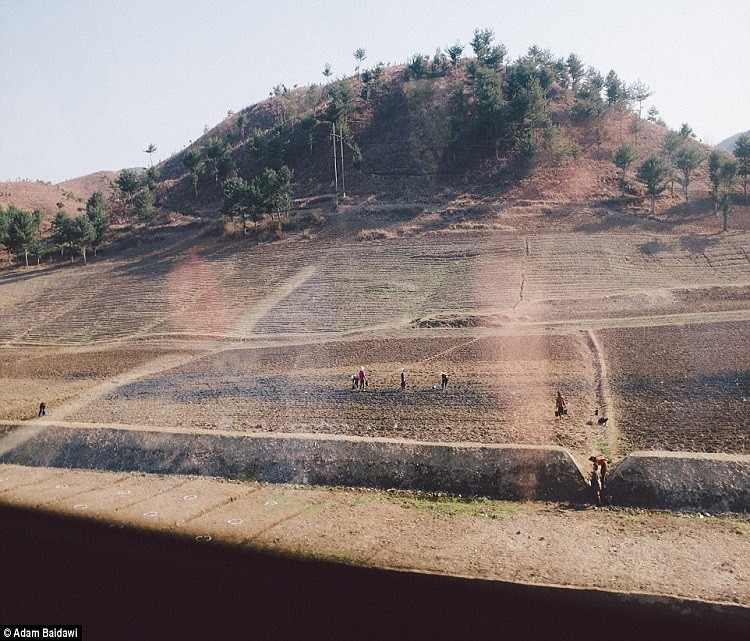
xmin=397 ymin=494 xmax=533 ymax=519
xmin=303 ymin=501 xmax=332 ymax=516
xmin=348 ymin=496 xmax=375 ymax=508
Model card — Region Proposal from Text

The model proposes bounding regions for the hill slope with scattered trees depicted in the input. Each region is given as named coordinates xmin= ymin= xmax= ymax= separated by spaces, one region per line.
xmin=2 ymin=29 xmax=749 ymax=266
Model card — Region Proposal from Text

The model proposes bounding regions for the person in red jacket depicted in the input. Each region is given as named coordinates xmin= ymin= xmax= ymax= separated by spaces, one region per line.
xmin=589 ymin=455 xmax=609 ymax=487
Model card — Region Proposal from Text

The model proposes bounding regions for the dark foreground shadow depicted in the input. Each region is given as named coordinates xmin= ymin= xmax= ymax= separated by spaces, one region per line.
xmin=1 ymin=504 xmax=747 ymax=641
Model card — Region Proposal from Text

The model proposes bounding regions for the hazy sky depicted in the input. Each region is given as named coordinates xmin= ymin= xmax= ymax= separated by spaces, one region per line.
xmin=1 ymin=0 xmax=748 ymax=183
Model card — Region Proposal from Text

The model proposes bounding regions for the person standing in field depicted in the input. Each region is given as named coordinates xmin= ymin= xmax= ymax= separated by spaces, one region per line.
xmin=400 ymin=368 xmax=406 ymax=391
xmin=556 ymin=390 xmax=567 ymax=418
xmin=441 ymin=371 xmax=448 ymax=389
xmin=358 ymin=366 xmax=368 ymax=390
xmin=589 ymin=461 xmax=602 ymax=507
xmin=589 ymin=455 xmax=609 ymax=487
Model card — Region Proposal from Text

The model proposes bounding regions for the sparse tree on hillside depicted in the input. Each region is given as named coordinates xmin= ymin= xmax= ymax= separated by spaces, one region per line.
xmin=222 ymin=166 xmax=293 ymax=231
xmin=430 ymin=48 xmax=450 ymax=76
xmin=678 ymin=123 xmax=696 ymax=140
xmin=323 ymin=63 xmax=332 ymax=83
xmin=144 ymin=144 xmax=157 ymax=167
xmin=116 ymin=169 xmax=140 ymax=202
xmin=326 ymin=80 xmax=356 ymax=128
xmin=613 ymin=143 xmax=637 ymax=196
xmin=733 ymin=133 xmax=750 ymax=199
xmin=447 ymin=42 xmax=464 ymax=68
xmin=571 ymin=68 xmax=607 ymax=150
xmin=708 ymin=150 xmax=732 ymax=215
xmin=472 ymin=63 xmax=507 ymax=158
xmin=71 ymin=215 xmax=95 ymax=265
xmin=146 ymin=165 xmax=160 ymax=192
xmin=134 ymin=188 xmax=156 ymax=222
xmin=718 ymin=157 xmax=738 ymax=231
xmin=566 ymin=53 xmax=585 ymax=94
xmin=360 ymin=63 xmax=385 ymax=101
xmin=85 ymin=191 xmax=109 ymax=255
xmin=661 ymin=130 xmax=683 ymax=197
xmin=628 ymin=80 xmax=653 ymax=119
xmin=605 ymin=70 xmax=631 ymax=142
xmin=503 ymin=55 xmax=554 ymax=162
xmin=404 ymin=53 xmax=430 ymax=80
xmin=31 ymin=208 xmax=43 ymax=237
xmin=203 ymin=137 xmax=231 ymax=184
xmin=255 ymin=165 xmax=293 ymax=220
xmin=674 ymin=144 xmax=703 ymax=206
xmin=222 ymin=176 xmax=257 ymax=233
xmin=647 ymin=106 xmax=666 ymax=126
xmin=470 ymin=28 xmax=507 ymax=71
xmin=6 ymin=205 xmax=38 ymax=267
xmin=182 ymin=148 xmax=203 ymax=197
xmin=236 ymin=112 xmax=247 ymax=141
xmin=0 ymin=205 xmax=8 ymax=259
xmin=51 ymin=210 xmax=76 ymax=259
xmin=604 ymin=70 xmax=628 ymax=108
xmin=354 ymin=48 xmax=366 ymax=76
xmin=636 ymin=155 xmax=669 ymax=215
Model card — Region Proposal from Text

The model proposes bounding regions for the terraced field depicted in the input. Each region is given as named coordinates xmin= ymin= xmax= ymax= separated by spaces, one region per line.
xmin=1 ymin=219 xmax=749 ymax=461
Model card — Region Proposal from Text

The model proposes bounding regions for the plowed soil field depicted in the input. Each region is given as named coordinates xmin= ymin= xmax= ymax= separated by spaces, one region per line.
xmin=2 ymin=216 xmax=748 ymax=464
xmin=2 ymin=208 xmax=750 ymax=611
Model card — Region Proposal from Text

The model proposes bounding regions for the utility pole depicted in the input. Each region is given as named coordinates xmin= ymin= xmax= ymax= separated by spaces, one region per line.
xmin=339 ymin=126 xmax=346 ymax=198
xmin=331 ymin=122 xmax=339 ymax=206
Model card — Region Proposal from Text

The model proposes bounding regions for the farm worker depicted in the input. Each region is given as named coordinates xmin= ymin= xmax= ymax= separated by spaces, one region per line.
xmin=556 ymin=390 xmax=567 ymax=418
xmin=38 ymin=402 xmax=47 ymax=417
xmin=589 ymin=455 xmax=609 ymax=487
xmin=400 ymin=368 xmax=406 ymax=391
xmin=589 ymin=462 xmax=602 ymax=507
xmin=441 ymin=371 xmax=448 ymax=389
xmin=358 ymin=366 xmax=367 ymax=390
xmin=351 ymin=374 xmax=358 ymax=389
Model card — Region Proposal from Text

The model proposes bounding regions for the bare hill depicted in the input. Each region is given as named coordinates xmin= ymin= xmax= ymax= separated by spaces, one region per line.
xmin=0 ymin=172 xmax=117 ymax=230
xmin=717 ymin=129 xmax=750 ymax=152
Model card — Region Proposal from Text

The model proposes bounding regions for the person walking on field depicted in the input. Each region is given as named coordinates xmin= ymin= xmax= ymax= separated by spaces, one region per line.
xmin=555 ymin=390 xmax=567 ymax=418
xmin=358 ymin=366 xmax=368 ymax=390
xmin=400 ymin=368 xmax=406 ymax=391
xmin=589 ymin=455 xmax=609 ymax=487
xmin=441 ymin=371 xmax=448 ymax=389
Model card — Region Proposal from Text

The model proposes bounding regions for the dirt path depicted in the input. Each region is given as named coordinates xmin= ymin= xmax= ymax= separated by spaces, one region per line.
xmin=229 ymin=265 xmax=318 ymax=337
xmin=584 ymin=329 xmax=621 ymax=458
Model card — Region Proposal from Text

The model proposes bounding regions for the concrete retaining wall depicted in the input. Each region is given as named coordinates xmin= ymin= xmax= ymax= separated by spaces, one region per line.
xmin=0 ymin=423 xmax=588 ymax=502
xmin=2 ymin=424 xmax=749 ymax=511
xmin=606 ymin=451 xmax=750 ymax=513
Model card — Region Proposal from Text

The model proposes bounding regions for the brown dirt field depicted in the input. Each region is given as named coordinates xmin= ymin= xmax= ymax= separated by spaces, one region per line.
xmin=1 ymin=211 xmax=749 ymax=608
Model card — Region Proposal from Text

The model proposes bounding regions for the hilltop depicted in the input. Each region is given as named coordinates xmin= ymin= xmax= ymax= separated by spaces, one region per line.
xmin=3 ymin=43 xmax=748 ymax=254
xmin=0 ymin=172 xmax=117 ymax=219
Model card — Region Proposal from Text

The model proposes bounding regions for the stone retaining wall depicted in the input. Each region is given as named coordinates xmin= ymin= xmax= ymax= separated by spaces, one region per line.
xmin=606 ymin=451 xmax=750 ymax=513
xmin=1 ymin=423 xmax=749 ymax=511
xmin=0 ymin=423 xmax=588 ymax=502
